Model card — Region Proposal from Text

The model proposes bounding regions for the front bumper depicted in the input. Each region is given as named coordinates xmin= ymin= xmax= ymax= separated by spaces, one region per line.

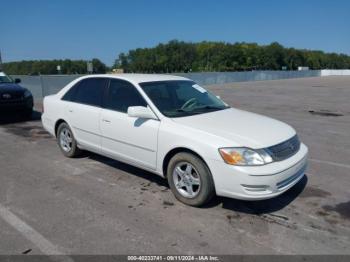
xmin=0 ymin=97 xmax=33 ymax=111
xmin=208 ymin=143 xmax=308 ymax=200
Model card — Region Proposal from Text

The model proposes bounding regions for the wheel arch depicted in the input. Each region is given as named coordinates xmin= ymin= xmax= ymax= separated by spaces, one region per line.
xmin=54 ymin=119 xmax=67 ymax=137
xmin=162 ymin=147 xmax=212 ymax=179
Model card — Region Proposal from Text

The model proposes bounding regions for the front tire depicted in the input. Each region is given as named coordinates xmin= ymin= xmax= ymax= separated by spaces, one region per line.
xmin=57 ymin=122 xmax=81 ymax=158
xmin=167 ymin=152 xmax=215 ymax=207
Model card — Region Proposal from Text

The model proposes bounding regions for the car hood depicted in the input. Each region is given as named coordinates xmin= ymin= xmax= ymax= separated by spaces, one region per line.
xmin=172 ymin=108 xmax=296 ymax=148
xmin=0 ymin=83 xmax=26 ymax=93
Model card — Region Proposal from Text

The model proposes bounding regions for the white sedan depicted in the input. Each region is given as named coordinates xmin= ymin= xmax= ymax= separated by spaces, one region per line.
xmin=42 ymin=74 xmax=308 ymax=206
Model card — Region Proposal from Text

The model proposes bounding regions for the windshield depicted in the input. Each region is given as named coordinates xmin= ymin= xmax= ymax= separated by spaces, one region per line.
xmin=0 ymin=73 xmax=13 ymax=84
xmin=140 ymin=80 xmax=229 ymax=118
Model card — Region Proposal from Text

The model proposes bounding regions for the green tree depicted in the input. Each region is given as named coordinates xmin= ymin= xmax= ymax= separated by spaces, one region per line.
xmin=3 ymin=59 xmax=108 ymax=75
xmin=112 ymin=40 xmax=350 ymax=73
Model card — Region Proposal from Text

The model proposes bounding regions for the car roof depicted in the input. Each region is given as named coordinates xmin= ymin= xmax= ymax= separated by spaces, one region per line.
xmin=82 ymin=73 xmax=190 ymax=84
xmin=0 ymin=72 xmax=6 ymax=76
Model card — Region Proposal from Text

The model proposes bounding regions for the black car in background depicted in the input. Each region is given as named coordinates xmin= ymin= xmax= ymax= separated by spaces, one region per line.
xmin=0 ymin=72 xmax=33 ymax=118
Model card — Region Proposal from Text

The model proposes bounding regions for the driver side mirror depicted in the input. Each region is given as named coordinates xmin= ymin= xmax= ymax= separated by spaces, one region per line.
xmin=127 ymin=106 xmax=158 ymax=120
xmin=15 ymin=78 xmax=21 ymax=84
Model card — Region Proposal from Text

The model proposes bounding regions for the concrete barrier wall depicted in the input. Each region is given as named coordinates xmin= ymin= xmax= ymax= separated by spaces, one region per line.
xmin=175 ymin=70 xmax=320 ymax=85
xmin=10 ymin=75 xmax=83 ymax=100
xmin=10 ymin=69 xmax=349 ymax=99
xmin=320 ymin=70 xmax=350 ymax=76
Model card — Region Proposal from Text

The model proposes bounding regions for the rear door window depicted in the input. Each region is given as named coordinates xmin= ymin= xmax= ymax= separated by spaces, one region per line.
xmin=63 ymin=78 xmax=107 ymax=107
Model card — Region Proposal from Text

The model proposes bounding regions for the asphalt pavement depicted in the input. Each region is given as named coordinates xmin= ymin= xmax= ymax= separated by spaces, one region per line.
xmin=0 ymin=76 xmax=349 ymax=255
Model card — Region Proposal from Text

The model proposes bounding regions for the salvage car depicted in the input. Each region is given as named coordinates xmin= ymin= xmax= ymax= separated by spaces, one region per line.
xmin=42 ymin=74 xmax=308 ymax=206
xmin=0 ymin=72 xmax=33 ymax=117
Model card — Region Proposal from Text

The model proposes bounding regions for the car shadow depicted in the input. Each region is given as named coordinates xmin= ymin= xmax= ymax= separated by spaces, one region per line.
xmin=85 ymin=151 xmax=307 ymax=214
xmin=0 ymin=110 xmax=42 ymax=125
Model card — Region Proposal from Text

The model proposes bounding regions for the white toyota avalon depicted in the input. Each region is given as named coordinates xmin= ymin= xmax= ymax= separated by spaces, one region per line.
xmin=42 ymin=74 xmax=308 ymax=206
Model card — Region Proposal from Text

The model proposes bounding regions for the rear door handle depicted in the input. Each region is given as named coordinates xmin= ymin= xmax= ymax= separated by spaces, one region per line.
xmin=68 ymin=109 xmax=73 ymax=113
xmin=102 ymin=119 xmax=111 ymax=123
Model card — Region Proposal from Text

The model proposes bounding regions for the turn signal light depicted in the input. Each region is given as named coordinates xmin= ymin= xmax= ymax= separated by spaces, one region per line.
xmin=219 ymin=149 xmax=244 ymax=165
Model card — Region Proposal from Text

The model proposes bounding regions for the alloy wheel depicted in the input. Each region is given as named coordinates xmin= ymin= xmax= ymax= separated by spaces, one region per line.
xmin=172 ymin=161 xmax=201 ymax=198
xmin=59 ymin=127 xmax=73 ymax=152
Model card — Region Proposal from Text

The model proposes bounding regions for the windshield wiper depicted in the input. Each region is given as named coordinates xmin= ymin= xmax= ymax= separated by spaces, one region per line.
xmin=171 ymin=106 xmax=229 ymax=117
xmin=174 ymin=108 xmax=203 ymax=115
xmin=175 ymin=108 xmax=187 ymax=112
xmin=192 ymin=105 xmax=229 ymax=112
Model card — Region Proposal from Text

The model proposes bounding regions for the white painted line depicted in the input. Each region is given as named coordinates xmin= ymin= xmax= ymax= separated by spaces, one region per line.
xmin=0 ymin=204 xmax=73 ymax=262
xmin=309 ymin=158 xmax=350 ymax=169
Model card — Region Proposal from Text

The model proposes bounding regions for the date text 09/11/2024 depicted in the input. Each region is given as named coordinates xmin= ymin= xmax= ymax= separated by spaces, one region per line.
xmin=127 ymin=255 xmax=220 ymax=261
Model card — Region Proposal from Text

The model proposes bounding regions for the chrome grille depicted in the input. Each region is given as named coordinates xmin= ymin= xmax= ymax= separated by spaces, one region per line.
xmin=266 ymin=135 xmax=300 ymax=161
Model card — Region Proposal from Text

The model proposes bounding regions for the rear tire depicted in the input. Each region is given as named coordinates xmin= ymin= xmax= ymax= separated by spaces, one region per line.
xmin=57 ymin=122 xmax=81 ymax=158
xmin=167 ymin=152 xmax=215 ymax=207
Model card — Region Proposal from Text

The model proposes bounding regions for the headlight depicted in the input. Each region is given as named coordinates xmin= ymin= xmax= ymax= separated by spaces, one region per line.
xmin=218 ymin=147 xmax=273 ymax=166
xmin=24 ymin=90 xmax=32 ymax=98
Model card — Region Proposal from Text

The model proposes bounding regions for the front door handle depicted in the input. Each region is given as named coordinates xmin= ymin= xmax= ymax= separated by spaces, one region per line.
xmin=68 ymin=109 xmax=73 ymax=113
xmin=102 ymin=119 xmax=111 ymax=123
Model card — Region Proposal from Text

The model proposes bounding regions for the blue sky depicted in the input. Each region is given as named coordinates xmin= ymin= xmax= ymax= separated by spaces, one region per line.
xmin=1 ymin=0 xmax=349 ymax=65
